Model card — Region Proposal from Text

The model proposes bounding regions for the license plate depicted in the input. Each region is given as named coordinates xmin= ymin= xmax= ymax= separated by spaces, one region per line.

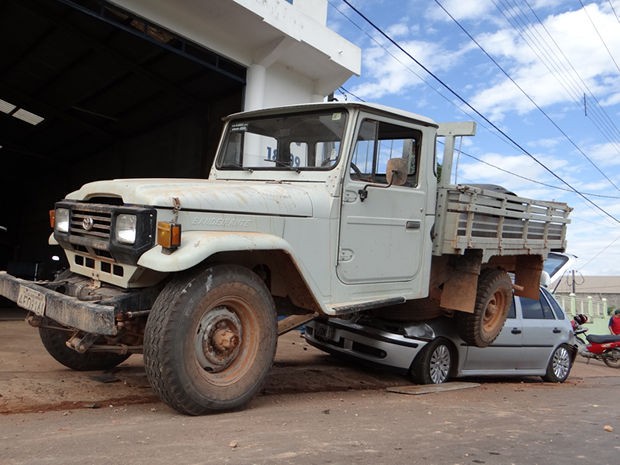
xmin=17 ymin=286 xmax=46 ymax=316
xmin=315 ymin=323 xmax=335 ymax=341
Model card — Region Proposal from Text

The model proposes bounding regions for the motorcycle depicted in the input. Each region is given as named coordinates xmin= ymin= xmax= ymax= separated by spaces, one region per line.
xmin=572 ymin=315 xmax=620 ymax=368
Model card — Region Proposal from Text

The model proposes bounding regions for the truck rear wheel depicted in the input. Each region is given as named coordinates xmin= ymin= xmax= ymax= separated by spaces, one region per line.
xmin=457 ymin=268 xmax=512 ymax=348
xmin=39 ymin=326 xmax=130 ymax=371
xmin=144 ymin=264 xmax=277 ymax=415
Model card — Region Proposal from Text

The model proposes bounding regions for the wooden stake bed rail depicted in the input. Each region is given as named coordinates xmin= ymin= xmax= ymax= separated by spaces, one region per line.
xmin=433 ymin=184 xmax=571 ymax=261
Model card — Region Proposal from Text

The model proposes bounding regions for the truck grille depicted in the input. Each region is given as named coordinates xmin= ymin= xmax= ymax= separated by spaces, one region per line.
xmin=54 ymin=200 xmax=157 ymax=266
xmin=70 ymin=206 xmax=113 ymax=242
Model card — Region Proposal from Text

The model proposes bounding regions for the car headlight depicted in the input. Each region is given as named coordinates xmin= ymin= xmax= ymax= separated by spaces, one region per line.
xmin=55 ymin=208 xmax=70 ymax=233
xmin=115 ymin=214 xmax=137 ymax=244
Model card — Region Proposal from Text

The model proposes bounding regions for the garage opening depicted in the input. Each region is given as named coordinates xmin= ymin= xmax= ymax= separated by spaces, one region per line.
xmin=0 ymin=0 xmax=246 ymax=280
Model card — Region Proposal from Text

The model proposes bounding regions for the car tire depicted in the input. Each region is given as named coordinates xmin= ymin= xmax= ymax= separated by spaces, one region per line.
xmin=411 ymin=338 xmax=454 ymax=385
xmin=39 ymin=326 xmax=131 ymax=371
xmin=542 ymin=343 xmax=573 ymax=382
xmin=144 ymin=264 xmax=277 ymax=415
xmin=457 ymin=268 xmax=512 ymax=348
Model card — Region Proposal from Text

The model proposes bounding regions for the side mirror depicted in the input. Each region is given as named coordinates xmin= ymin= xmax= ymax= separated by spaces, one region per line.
xmin=358 ymin=158 xmax=409 ymax=202
xmin=386 ymin=158 xmax=408 ymax=186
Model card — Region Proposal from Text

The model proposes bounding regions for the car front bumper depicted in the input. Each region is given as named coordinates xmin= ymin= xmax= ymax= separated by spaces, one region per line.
xmin=304 ymin=318 xmax=430 ymax=372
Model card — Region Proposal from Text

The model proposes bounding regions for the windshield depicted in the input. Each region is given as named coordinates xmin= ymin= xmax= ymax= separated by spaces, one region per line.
xmin=216 ymin=109 xmax=348 ymax=171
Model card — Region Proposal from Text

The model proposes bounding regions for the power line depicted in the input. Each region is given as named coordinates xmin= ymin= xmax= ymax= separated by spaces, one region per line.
xmin=579 ymin=0 xmax=620 ymax=74
xmin=435 ymin=0 xmax=620 ymax=191
xmin=340 ymin=0 xmax=620 ymax=224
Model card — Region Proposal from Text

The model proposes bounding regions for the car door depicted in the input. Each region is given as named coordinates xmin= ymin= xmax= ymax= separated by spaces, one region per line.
xmin=463 ymin=297 xmax=523 ymax=372
xmin=518 ymin=289 xmax=565 ymax=370
xmin=337 ymin=117 xmax=431 ymax=285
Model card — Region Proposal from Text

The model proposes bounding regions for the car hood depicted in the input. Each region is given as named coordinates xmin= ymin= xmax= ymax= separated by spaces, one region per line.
xmin=65 ymin=178 xmax=314 ymax=217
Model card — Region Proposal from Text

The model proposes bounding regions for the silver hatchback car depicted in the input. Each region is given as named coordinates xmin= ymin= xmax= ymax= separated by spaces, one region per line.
xmin=305 ymin=287 xmax=577 ymax=384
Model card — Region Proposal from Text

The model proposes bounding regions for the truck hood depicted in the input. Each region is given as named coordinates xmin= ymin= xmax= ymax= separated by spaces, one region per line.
xmin=65 ymin=178 xmax=314 ymax=217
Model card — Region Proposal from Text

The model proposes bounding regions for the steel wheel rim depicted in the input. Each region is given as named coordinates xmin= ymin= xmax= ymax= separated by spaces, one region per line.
xmin=429 ymin=344 xmax=451 ymax=384
xmin=552 ymin=346 xmax=570 ymax=379
xmin=191 ymin=296 xmax=260 ymax=387
xmin=482 ymin=290 xmax=507 ymax=333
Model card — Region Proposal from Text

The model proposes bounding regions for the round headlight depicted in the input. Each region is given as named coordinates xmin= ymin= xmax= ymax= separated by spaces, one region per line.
xmin=116 ymin=214 xmax=137 ymax=244
xmin=55 ymin=208 xmax=70 ymax=233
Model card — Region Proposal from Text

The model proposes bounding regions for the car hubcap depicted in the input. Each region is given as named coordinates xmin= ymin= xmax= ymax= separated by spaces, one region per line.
xmin=195 ymin=307 xmax=242 ymax=373
xmin=553 ymin=347 xmax=570 ymax=379
xmin=429 ymin=344 xmax=451 ymax=384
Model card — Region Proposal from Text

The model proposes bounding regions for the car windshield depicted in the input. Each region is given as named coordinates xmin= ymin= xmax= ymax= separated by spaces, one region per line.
xmin=216 ymin=109 xmax=348 ymax=171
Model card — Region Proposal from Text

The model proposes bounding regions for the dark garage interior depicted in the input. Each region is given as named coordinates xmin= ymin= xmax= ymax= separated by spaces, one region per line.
xmin=0 ymin=0 xmax=246 ymax=281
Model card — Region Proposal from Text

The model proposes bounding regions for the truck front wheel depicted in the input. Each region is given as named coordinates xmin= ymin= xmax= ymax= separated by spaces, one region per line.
xmin=457 ymin=268 xmax=512 ymax=348
xmin=144 ymin=264 xmax=277 ymax=415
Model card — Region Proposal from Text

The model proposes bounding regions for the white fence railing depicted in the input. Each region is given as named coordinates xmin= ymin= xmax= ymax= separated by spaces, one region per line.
xmin=554 ymin=293 xmax=610 ymax=334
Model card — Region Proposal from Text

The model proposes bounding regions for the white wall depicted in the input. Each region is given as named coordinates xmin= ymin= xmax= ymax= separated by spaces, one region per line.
xmin=112 ymin=0 xmax=360 ymax=110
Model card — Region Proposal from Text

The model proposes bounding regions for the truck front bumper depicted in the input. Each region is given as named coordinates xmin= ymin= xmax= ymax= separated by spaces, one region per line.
xmin=0 ymin=271 xmax=118 ymax=335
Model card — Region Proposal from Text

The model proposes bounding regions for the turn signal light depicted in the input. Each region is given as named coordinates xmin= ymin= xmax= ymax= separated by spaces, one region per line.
xmin=157 ymin=222 xmax=181 ymax=250
xmin=49 ymin=209 xmax=55 ymax=229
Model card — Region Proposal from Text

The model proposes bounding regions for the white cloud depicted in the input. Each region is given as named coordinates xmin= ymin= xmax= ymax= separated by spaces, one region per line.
xmin=426 ymin=0 xmax=495 ymax=22
xmin=588 ymin=141 xmax=620 ymax=167
xmin=469 ymin=3 xmax=620 ymax=118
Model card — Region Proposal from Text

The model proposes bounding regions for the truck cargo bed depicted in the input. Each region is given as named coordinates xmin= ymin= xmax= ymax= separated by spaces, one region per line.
xmin=434 ymin=184 xmax=571 ymax=261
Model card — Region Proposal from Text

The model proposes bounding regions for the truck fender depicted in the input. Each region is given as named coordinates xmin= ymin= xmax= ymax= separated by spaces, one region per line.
xmin=137 ymin=230 xmax=296 ymax=272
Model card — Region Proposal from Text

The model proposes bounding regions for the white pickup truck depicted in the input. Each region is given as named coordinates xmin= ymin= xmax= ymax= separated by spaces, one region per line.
xmin=0 ymin=102 xmax=570 ymax=415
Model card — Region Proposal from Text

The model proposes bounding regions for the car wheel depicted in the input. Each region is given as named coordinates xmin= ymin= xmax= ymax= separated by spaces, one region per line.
xmin=457 ymin=268 xmax=512 ymax=348
xmin=603 ymin=348 xmax=620 ymax=368
xmin=542 ymin=344 xmax=573 ymax=382
xmin=39 ymin=326 xmax=131 ymax=371
xmin=144 ymin=264 xmax=277 ymax=415
xmin=411 ymin=338 xmax=453 ymax=384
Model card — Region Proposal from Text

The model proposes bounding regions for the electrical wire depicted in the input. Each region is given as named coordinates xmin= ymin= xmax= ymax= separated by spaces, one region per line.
xmin=435 ymin=0 xmax=620 ymax=191
xmin=340 ymin=0 xmax=620 ymax=224
xmin=505 ymin=0 xmax=620 ymax=157
xmin=578 ymin=0 xmax=620 ymax=74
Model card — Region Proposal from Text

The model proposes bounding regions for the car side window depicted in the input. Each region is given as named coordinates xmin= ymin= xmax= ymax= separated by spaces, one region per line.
xmin=542 ymin=289 xmax=566 ymax=320
xmin=521 ymin=291 xmax=556 ymax=320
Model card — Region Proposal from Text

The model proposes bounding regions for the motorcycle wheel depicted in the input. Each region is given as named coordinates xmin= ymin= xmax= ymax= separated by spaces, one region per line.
xmin=603 ymin=348 xmax=620 ymax=368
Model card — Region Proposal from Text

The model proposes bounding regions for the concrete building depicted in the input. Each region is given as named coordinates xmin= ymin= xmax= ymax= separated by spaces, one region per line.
xmin=0 ymin=0 xmax=361 ymax=278
xmin=554 ymin=276 xmax=620 ymax=313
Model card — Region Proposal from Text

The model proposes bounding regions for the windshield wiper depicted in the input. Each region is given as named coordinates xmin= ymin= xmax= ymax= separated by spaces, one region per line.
xmin=263 ymin=159 xmax=301 ymax=173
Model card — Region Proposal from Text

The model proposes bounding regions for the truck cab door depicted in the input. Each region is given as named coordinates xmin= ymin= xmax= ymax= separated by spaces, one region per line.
xmin=336 ymin=117 xmax=432 ymax=286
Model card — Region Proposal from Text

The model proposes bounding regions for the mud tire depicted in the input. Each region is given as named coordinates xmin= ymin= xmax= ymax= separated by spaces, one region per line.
xmin=457 ymin=268 xmax=512 ymax=348
xmin=39 ymin=326 xmax=130 ymax=371
xmin=144 ymin=264 xmax=277 ymax=415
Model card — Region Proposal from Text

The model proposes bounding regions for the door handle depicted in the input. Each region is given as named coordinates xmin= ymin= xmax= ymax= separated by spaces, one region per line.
xmin=511 ymin=328 xmax=522 ymax=334
xmin=553 ymin=328 xmax=562 ymax=334
xmin=406 ymin=220 xmax=421 ymax=230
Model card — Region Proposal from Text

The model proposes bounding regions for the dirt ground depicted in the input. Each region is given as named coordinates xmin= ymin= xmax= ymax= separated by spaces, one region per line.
xmin=2 ymin=309 xmax=620 ymax=465
xmin=0 ymin=310 xmax=410 ymax=414
xmin=1 ymin=308 xmax=617 ymax=416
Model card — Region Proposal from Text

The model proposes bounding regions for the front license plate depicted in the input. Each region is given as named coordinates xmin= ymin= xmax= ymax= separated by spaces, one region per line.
xmin=315 ymin=323 xmax=335 ymax=342
xmin=17 ymin=286 xmax=46 ymax=316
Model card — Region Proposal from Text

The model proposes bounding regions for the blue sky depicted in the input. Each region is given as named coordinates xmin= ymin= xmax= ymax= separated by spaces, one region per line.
xmin=327 ymin=0 xmax=620 ymax=276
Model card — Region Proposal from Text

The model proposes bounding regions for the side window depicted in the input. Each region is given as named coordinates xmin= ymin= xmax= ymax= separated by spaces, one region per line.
xmin=521 ymin=291 xmax=556 ymax=320
xmin=521 ymin=297 xmax=544 ymax=320
xmin=542 ymin=289 xmax=565 ymax=320
xmin=350 ymin=119 xmax=420 ymax=186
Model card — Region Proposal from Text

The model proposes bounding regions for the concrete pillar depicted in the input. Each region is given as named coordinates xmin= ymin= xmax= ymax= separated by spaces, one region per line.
xmin=245 ymin=64 xmax=267 ymax=111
